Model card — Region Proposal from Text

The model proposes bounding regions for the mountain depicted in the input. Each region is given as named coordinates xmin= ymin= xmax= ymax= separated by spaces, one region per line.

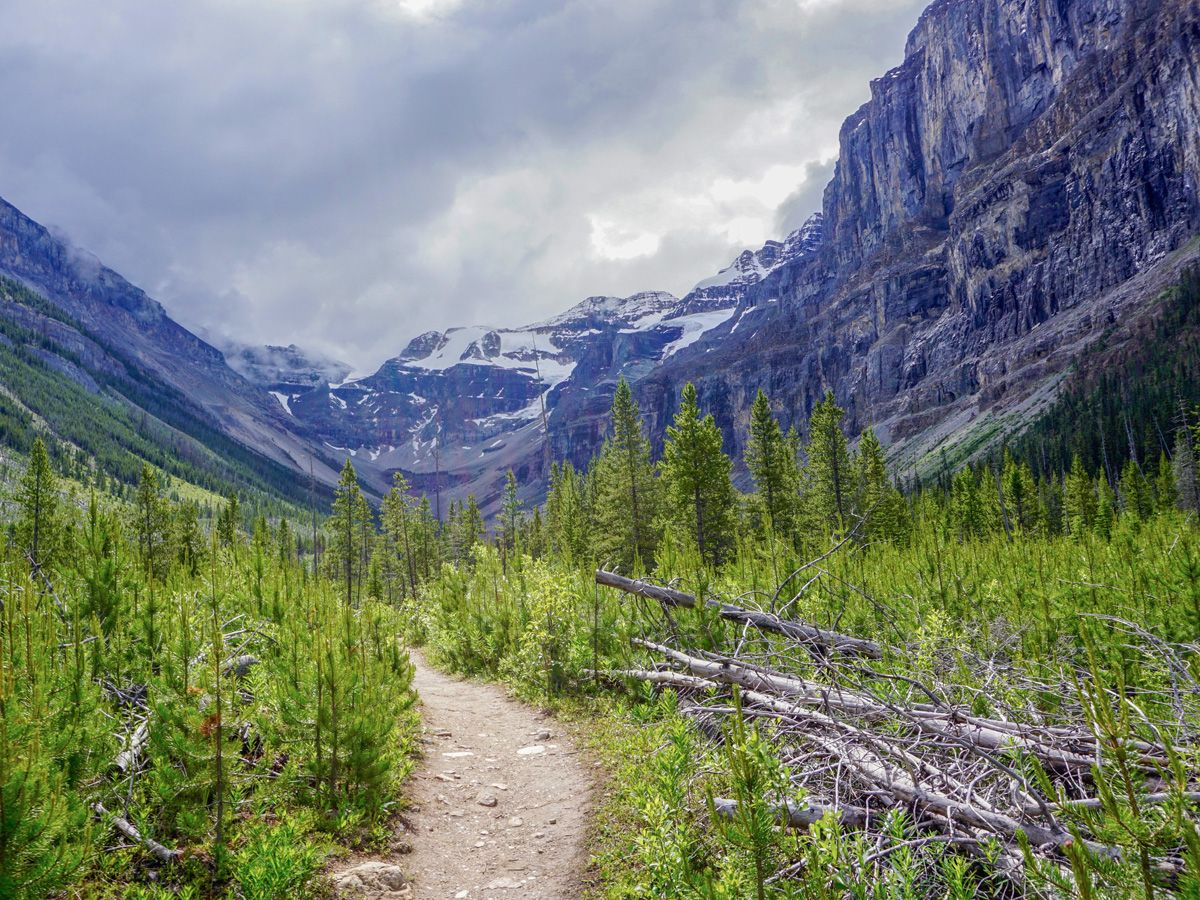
xmin=0 ymin=197 xmax=343 ymax=503
xmin=224 ymin=343 xmax=354 ymax=395
xmin=274 ymin=218 xmax=823 ymax=508
xmin=621 ymin=0 xmax=1200 ymax=479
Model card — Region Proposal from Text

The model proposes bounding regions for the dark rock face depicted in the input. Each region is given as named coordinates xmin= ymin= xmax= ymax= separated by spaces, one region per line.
xmin=634 ymin=0 xmax=1200 ymax=477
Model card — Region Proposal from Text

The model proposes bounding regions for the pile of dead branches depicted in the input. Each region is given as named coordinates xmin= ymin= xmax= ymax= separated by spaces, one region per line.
xmin=595 ymin=569 xmax=1200 ymax=886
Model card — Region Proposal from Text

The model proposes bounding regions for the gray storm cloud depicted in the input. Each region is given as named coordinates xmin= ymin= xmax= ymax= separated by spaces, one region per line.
xmin=0 ymin=0 xmax=927 ymax=371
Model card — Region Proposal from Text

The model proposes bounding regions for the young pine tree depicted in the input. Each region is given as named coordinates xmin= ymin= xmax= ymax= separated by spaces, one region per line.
xmin=659 ymin=383 xmax=736 ymax=568
xmin=381 ymin=472 xmax=419 ymax=599
xmin=745 ymin=389 xmax=799 ymax=541
xmin=950 ymin=467 xmax=988 ymax=541
xmin=133 ymin=464 xmax=171 ymax=581
xmin=1064 ymin=454 xmax=1099 ymax=535
xmin=1001 ymin=450 xmax=1042 ymax=534
xmin=498 ymin=470 xmax=524 ymax=564
xmin=545 ymin=462 xmax=592 ymax=566
xmin=804 ymin=390 xmax=852 ymax=537
xmin=16 ymin=436 xmax=62 ymax=573
xmin=330 ymin=459 xmax=369 ymax=607
xmin=855 ymin=428 xmax=908 ymax=544
xmin=593 ymin=378 xmax=659 ymax=570
xmin=1118 ymin=459 xmax=1154 ymax=521
xmin=1173 ymin=426 xmax=1200 ymax=513
xmin=175 ymin=500 xmax=205 ymax=578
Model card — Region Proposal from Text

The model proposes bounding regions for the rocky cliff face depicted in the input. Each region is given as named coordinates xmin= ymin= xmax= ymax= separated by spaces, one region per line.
xmin=632 ymin=0 xmax=1200 ymax=477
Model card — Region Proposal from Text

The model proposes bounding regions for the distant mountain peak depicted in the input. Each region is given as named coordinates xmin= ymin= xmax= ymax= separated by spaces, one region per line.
xmin=691 ymin=213 xmax=824 ymax=295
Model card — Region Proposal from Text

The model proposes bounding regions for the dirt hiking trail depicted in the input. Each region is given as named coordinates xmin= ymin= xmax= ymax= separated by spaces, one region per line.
xmin=335 ymin=651 xmax=594 ymax=899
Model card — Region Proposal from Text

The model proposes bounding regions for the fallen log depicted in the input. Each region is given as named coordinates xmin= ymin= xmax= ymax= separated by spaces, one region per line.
xmin=596 ymin=570 xmax=883 ymax=659
xmin=712 ymin=796 xmax=872 ymax=830
xmin=92 ymin=803 xmax=181 ymax=863
xmin=113 ymin=721 xmax=149 ymax=775
xmin=631 ymin=640 xmax=1155 ymax=774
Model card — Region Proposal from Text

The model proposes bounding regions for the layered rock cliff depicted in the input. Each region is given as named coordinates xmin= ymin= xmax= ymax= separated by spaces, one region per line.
xmin=628 ymin=0 xmax=1200 ymax=478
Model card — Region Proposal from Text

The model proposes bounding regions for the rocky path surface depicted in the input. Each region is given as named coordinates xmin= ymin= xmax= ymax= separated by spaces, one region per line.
xmin=335 ymin=651 xmax=593 ymax=899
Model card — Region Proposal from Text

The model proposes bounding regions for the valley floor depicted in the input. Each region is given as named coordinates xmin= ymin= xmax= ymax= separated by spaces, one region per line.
xmin=338 ymin=652 xmax=593 ymax=899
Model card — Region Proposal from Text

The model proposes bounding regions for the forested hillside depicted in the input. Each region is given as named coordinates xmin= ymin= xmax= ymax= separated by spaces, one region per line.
xmin=0 ymin=276 xmax=333 ymax=511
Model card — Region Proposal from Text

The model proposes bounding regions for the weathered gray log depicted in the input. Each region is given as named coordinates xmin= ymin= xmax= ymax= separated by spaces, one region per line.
xmin=596 ymin=570 xmax=883 ymax=659
xmin=92 ymin=803 xmax=181 ymax=863
xmin=712 ymin=797 xmax=872 ymax=829
xmin=113 ymin=721 xmax=149 ymax=775
xmin=588 ymin=668 xmax=719 ymax=691
xmin=630 ymin=640 xmax=1145 ymax=773
xmin=224 ymin=654 xmax=259 ymax=678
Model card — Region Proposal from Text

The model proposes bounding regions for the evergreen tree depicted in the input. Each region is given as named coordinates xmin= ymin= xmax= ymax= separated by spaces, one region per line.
xmin=745 ymin=389 xmax=798 ymax=540
xmin=1154 ymin=452 xmax=1177 ymax=513
xmin=1175 ymin=426 xmax=1200 ymax=513
xmin=1096 ymin=475 xmax=1117 ymax=538
xmin=498 ymin=470 xmax=523 ymax=562
xmin=1002 ymin=451 xmax=1042 ymax=534
xmin=276 ymin=517 xmax=294 ymax=566
xmin=855 ymin=428 xmax=907 ymax=543
xmin=16 ymin=436 xmax=61 ymax=572
xmin=458 ymin=496 xmax=484 ymax=563
xmin=330 ymin=459 xmax=369 ymax=607
xmin=659 ymin=383 xmax=736 ymax=567
xmin=175 ymin=500 xmax=205 ymax=578
xmin=1118 ymin=459 xmax=1154 ymax=521
xmin=950 ymin=467 xmax=989 ymax=540
xmin=546 ymin=461 xmax=592 ymax=565
xmin=381 ymin=473 xmax=419 ymax=598
xmin=592 ymin=378 xmax=659 ymax=570
xmin=805 ymin=390 xmax=852 ymax=536
xmin=216 ymin=491 xmax=241 ymax=549
xmin=1064 ymin=454 xmax=1098 ymax=534
xmin=133 ymin=464 xmax=171 ymax=581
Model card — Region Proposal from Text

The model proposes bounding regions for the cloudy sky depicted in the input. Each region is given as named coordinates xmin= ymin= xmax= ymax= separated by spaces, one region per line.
xmin=0 ymin=0 xmax=926 ymax=372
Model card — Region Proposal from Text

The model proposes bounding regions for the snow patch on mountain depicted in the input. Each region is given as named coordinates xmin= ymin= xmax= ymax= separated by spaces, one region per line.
xmin=661 ymin=308 xmax=739 ymax=358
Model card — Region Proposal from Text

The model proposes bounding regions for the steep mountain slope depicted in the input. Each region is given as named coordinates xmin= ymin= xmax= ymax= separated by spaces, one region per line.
xmin=629 ymin=0 xmax=1200 ymax=478
xmin=0 ymin=198 xmax=343 ymax=502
